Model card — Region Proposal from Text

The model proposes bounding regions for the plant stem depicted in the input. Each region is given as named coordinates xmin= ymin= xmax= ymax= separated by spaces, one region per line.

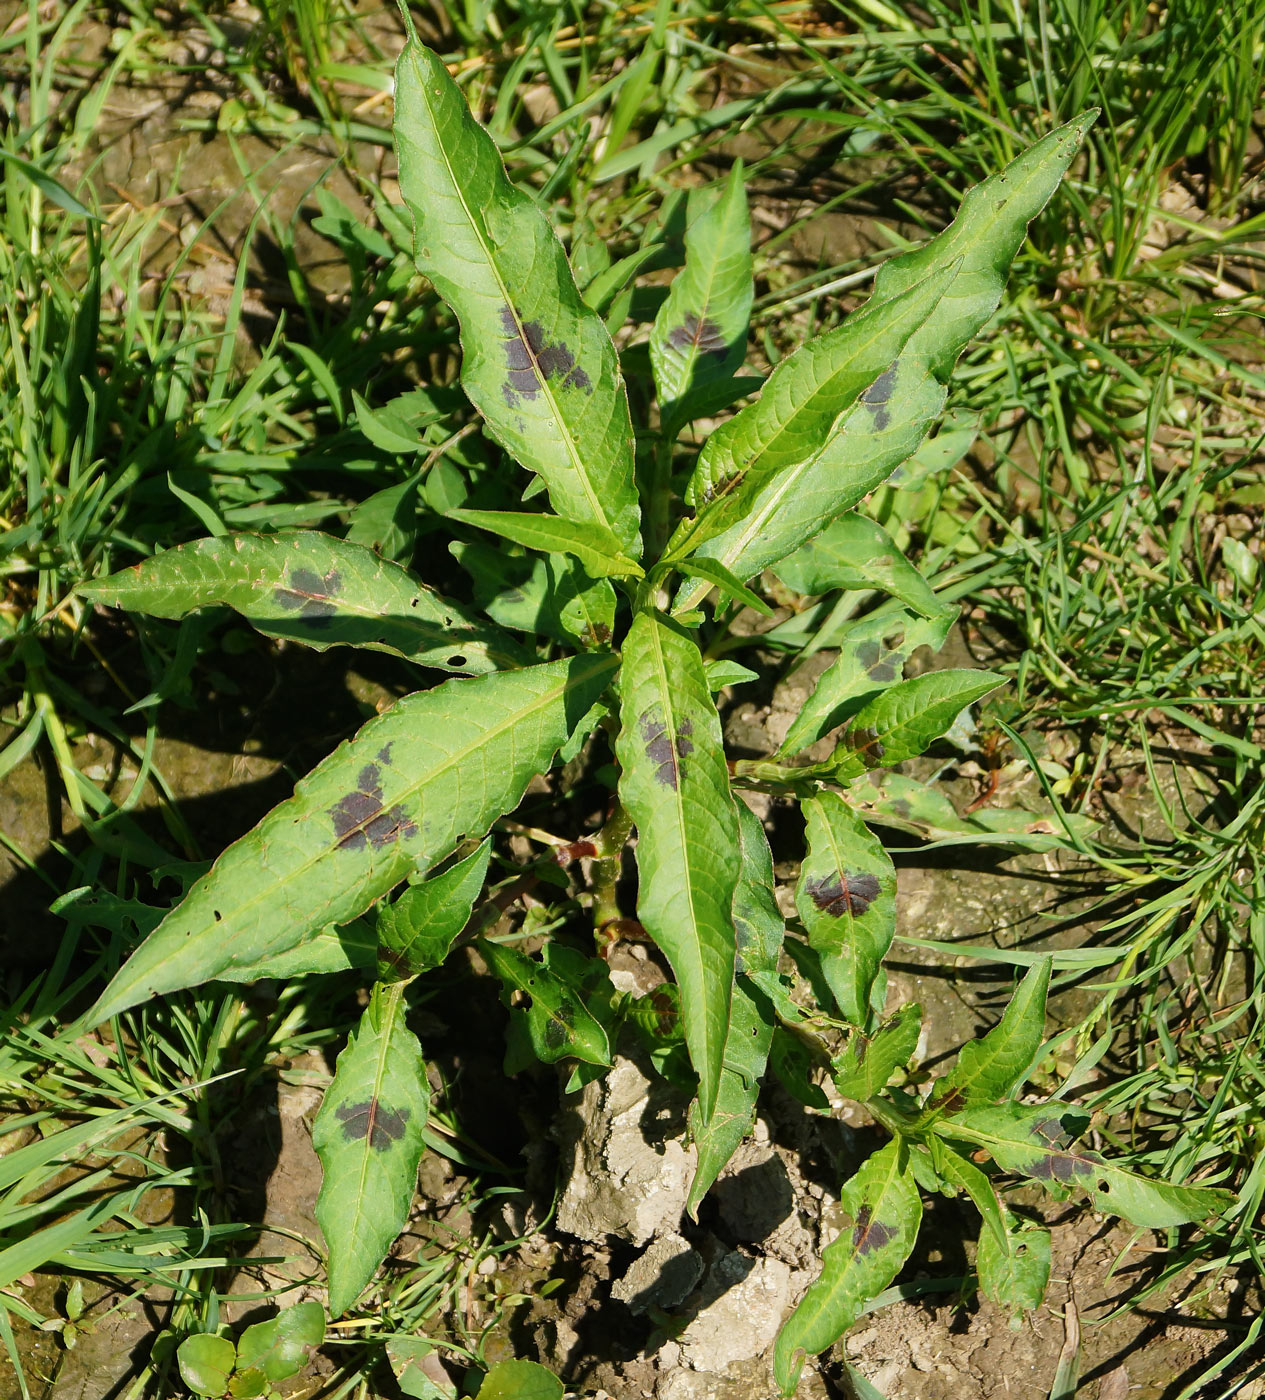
xmin=591 ymin=798 xmax=633 ymax=934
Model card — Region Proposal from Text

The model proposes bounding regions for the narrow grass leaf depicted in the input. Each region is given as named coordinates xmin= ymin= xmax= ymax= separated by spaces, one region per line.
xmin=795 ymin=793 xmax=897 ymax=1026
xmin=939 ymin=1103 xmax=1233 ymax=1228
xmin=451 ymin=509 xmax=643 ymax=579
xmin=395 ymin=38 xmax=640 ymax=554
xmin=314 ymin=984 xmax=429 ymax=1315
xmin=830 ymin=670 xmax=1005 ymax=779
xmin=774 ymin=1142 xmax=922 ymax=1396
xmin=480 ymin=940 xmax=611 ymax=1067
xmin=931 ymin=958 xmax=1051 ymax=1111
xmin=687 ymin=800 xmax=784 ymax=1214
xmin=89 ymin=655 xmax=617 ymax=1022
xmin=78 ymin=531 xmax=524 ymax=674
xmin=377 ymin=840 xmax=492 ymax=981
xmin=651 ymin=164 xmax=753 ymax=433
xmin=616 ymin=610 xmax=741 ymax=1121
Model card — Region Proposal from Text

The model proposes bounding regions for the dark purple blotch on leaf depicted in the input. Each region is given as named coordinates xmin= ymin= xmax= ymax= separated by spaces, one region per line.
xmin=856 ymin=640 xmax=901 ymax=684
xmin=334 ymin=1099 xmax=410 ymax=1151
xmin=846 ymin=725 xmax=886 ymax=763
xmin=275 ymin=567 xmax=343 ymax=629
xmin=860 ymin=364 xmax=898 ymax=431
xmin=668 ymin=312 xmax=729 ymax=361
xmin=499 ymin=306 xmax=592 ymax=406
xmin=851 ymin=1204 xmax=898 ymax=1255
xmin=805 ymin=869 xmax=882 ymax=920
xmin=329 ymin=763 xmax=418 ymax=852
xmin=640 ymin=711 xmax=694 ymax=791
xmin=1025 ymin=1117 xmax=1097 ymax=1184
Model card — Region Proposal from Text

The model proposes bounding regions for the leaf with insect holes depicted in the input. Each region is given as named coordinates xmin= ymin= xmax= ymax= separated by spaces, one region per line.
xmin=774 ymin=1141 xmax=922 ymax=1395
xmin=673 ymin=115 xmax=1096 ymax=611
xmin=89 ymin=654 xmax=617 ymax=1022
xmin=394 ymin=37 xmax=640 ymax=556
xmin=929 ymin=958 xmax=1050 ymax=1112
xmin=616 ymin=610 xmax=741 ymax=1121
xmin=314 ymin=984 xmax=429 ymax=1315
xmin=234 ymin=1302 xmax=325 ymax=1382
xmin=978 ymin=1210 xmax=1052 ymax=1318
xmin=376 ymin=839 xmax=492 ymax=981
xmin=833 ymin=1002 xmax=922 ymax=1102
xmin=480 ymin=939 xmax=612 ymax=1067
xmin=687 ymin=800 xmax=784 ymax=1215
xmin=651 ymin=163 xmax=753 ymax=434
xmin=450 ymin=509 xmax=643 ymax=579
xmin=773 ymin=513 xmax=952 ymax=622
xmin=829 ymin=669 xmax=1005 ymax=780
xmin=77 ymin=531 xmax=524 ymax=674
xmin=780 ymin=610 xmax=953 ymax=756
xmin=795 ymin=793 xmax=896 ymax=1027
xmin=936 ymin=1102 xmax=1233 ymax=1228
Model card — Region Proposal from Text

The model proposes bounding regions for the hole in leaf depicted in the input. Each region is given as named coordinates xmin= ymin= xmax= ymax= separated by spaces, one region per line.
xmin=448 ymin=654 xmax=467 ymax=667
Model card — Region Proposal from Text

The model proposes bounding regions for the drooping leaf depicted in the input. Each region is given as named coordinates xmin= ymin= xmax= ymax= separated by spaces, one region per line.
xmin=687 ymin=800 xmax=784 ymax=1214
xmin=780 ymin=610 xmax=953 ymax=756
xmin=77 ymin=531 xmax=523 ymax=674
xmin=451 ymin=542 xmax=616 ymax=649
xmin=235 ymin=1302 xmax=326 ymax=1382
xmin=345 ymin=478 xmax=419 ymax=563
xmin=774 ymin=1141 xmax=923 ymax=1395
xmin=769 ymin=1024 xmax=830 ymax=1110
xmin=177 ymin=1334 xmax=236 ymax=1397
xmin=615 ymin=609 xmax=742 ymax=1120
xmin=794 ymin=793 xmax=896 ymax=1027
xmin=480 ymin=938 xmax=612 ymax=1066
xmin=651 ymin=163 xmax=753 ymax=433
xmin=394 ymin=37 xmax=640 ymax=555
xmin=929 ymin=1137 xmax=1008 ymax=1250
xmin=829 ymin=668 xmax=1005 ymax=780
xmin=977 ymin=1210 xmax=1052 ymax=1319
xmin=930 ymin=958 xmax=1050 ymax=1112
xmin=314 ymin=984 xmax=430 ymax=1315
xmin=773 ymin=513 xmax=952 ymax=622
xmin=833 ymin=1003 xmax=922 ymax=1102
xmin=451 ymin=509 xmax=643 ymax=579
xmin=674 ymin=114 xmax=1096 ymax=610
xmin=376 ymin=839 xmax=493 ymax=981
xmin=476 ymin=1359 xmax=564 ymax=1400
xmin=89 ymin=654 xmax=617 ymax=1022
xmin=937 ymin=1102 xmax=1233 ymax=1228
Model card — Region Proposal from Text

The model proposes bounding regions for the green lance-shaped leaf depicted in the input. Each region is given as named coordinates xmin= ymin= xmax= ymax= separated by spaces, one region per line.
xmin=89 ymin=654 xmax=616 ymax=1022
xmin=774 ymin=1140 xmax=923 ymax=1396
xmin=780 ymin=609 xmax=953 ymax=756
xmin=937 ymin=1102 xmax=1233 ymax=1229
xmin=833 ymin=1002 xmax=922 ymax=1103
xmin=377 ymin=839 xmax=492 ymax=981
xmin=794 ymin=792 xmax=896 ymax=1027
xmin=213 ymin=917 xmax=377 ymax=984
xmin=978 ymin=1210 xmax=1052 ymax=1319
xmin=773 ymin=513 xmax=952 ymax=623
xmin=77 ymin=531 xmax=523 ymax=674
xmin=829 ymin=668 xmax=1005 ymax=780
xmin=929 ymin=958 xmax=1051 ymax=1113
xmin=314 ymin=983 xmax=429 ymax=1315
xmin=480 ymin=938 xmax=612 ymax=1067
xmin=651 ymin=163 xmax=753 ymax=434
xmin=615 ymin=609 xmax=742 ymax=1121
xmin=394 ymin=37 xmax=640 ymax=556
xmin=450 ymin=509 xmax=643 ymax=579
xmin=674 ymin=114 xmax=1095 ymax=611
xmin=687 ymin=800 xmax=785 ymax=1215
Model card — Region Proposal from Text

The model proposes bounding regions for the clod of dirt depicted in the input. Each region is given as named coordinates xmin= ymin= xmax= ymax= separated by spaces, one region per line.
xmin=555 ymin=1053 xmax=696 ymax=1246
xmin=675 ymin=1248 xmax=801 ymax=1374
xmin=710 ymin=1140 xmax=816 ymax=1267
xmin=611 ymin=1232 xmax=704 ymax=1314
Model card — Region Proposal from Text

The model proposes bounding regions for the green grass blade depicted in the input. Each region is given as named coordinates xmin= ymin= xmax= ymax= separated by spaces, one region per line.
xmin=651 ymin=163 xmax=753 ymax=434
xmin=395 ymin=38 xmax=640 ymax=554
xmin=616 ymin=610 xmax=741 ymax=1120
xmin=313 ymin=983 xmax=429 ymax=1315
xmin=687 ymin=800 xmax=784 ymax=1215
xmin=794 ymin=793 xmax=897 ymax=1027
xmin=774 ymin=1141 xmax=922 ymax=1396
xmin=78 ymin=531 xmax=526 ymax=674
xmin=89 ymin=654 xmax=617 ymax=1021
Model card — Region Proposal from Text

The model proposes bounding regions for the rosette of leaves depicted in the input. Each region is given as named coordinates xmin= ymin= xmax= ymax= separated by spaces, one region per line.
xmin=78 ymin=14 xmax=1224 ymax=1379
